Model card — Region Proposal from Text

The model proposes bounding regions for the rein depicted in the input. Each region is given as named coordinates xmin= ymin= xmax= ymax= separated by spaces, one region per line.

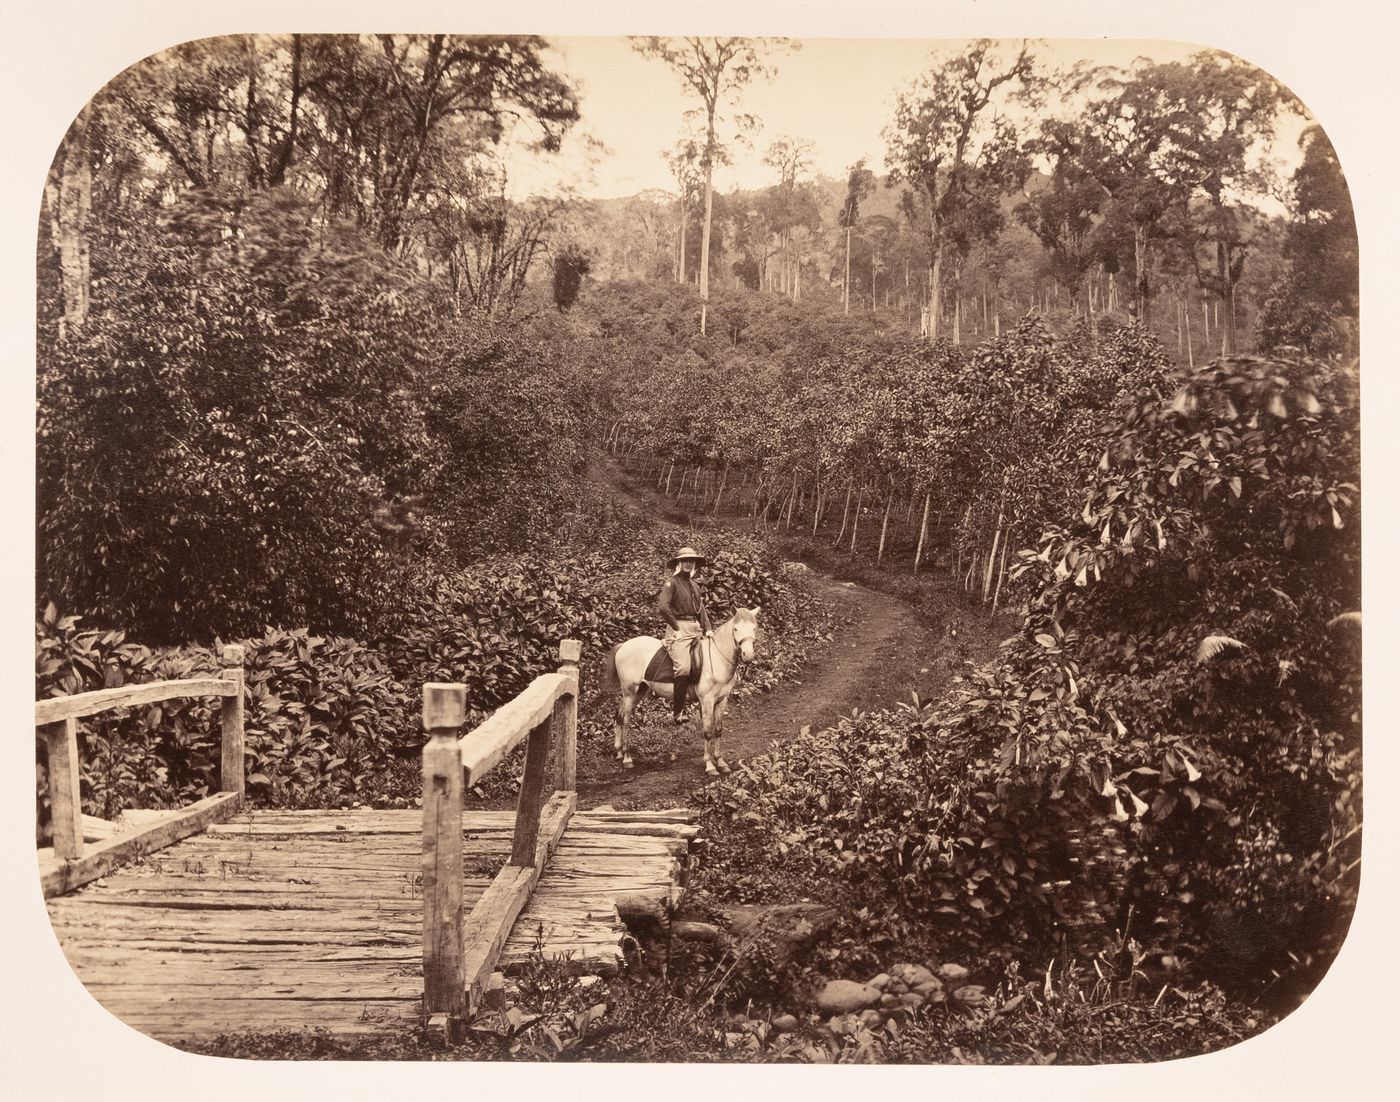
xmin=704 ymin=620 xmax=749 ymax=682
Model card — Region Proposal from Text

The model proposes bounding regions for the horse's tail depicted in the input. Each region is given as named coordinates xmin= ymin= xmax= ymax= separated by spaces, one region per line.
xmin=601 ymin=643 xmax=622 ymax=692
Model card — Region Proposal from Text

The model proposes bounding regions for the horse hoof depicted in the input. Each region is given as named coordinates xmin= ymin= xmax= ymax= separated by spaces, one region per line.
xmin=716 ymin=759 xmax=732 ymax=774
xmin=704 ymin=761 xmax=719 ymax=776
xmin=623 ymin=757 xmax=635 ymax=770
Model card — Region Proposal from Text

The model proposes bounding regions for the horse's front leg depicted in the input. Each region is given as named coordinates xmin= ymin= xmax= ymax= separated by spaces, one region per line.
xmin=711 ymin=693 xmax=732 ymax=774
xmin=700 ymin=695 xmax=719 ymax=776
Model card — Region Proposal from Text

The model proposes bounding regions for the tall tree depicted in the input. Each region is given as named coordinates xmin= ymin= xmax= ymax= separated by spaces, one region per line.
xmin=1169 ymin=53 xmax=1291 ymax=353
xmin=839 ymin=159 xmax=877 ymax=314
xmin=45 ymin=104 xmax=93 ymax=338
xmin=633 ymin=36 xmax=794 ymax=334
xmin=1016 ymin=135 xmax=1104 ymax=316
xmin=1257 ymin=124 xmax=1358 ymax=358
xmin=666 ymin=137 xmax=705 ymax=283
xmin=885 ymin=40 xmax=1037 ymax=341
xmin=1054 ymin=63 xmax=1206 ymax=329
xmin=762 ymin=136 xmax=819 ymax=297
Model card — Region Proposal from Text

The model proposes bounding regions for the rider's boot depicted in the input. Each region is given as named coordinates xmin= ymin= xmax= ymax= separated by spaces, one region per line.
xmin=672 ymin=674 xmax=689 ymax=725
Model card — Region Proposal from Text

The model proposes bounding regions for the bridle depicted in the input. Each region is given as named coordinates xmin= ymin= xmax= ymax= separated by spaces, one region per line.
xmin=706 ymin=620 xmax=754 ymax=675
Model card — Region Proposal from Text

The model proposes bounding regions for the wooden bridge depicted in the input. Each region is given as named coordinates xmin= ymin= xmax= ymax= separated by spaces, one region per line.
xmin=36 ymin=641 xmax=699 ymax=1044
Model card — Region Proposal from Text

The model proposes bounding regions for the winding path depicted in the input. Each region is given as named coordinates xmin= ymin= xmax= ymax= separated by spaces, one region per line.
xmin=577 ymin=456 xmax=1001 ymax=808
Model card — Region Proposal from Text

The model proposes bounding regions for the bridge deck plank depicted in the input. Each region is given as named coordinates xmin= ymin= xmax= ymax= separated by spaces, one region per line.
xmin=43 ymin=807 xmax=694 ymax=1044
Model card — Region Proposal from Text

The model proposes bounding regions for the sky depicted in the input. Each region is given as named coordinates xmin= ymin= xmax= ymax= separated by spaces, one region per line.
xmin=503 ymin=36 xmax=1316 ymax=203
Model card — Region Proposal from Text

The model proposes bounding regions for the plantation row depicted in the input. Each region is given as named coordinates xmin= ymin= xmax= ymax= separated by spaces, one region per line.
xmin=579 ymin=282 xmax=1360 ymax=1003
xmin=593 ymin=282 xmax=1175 ymax=608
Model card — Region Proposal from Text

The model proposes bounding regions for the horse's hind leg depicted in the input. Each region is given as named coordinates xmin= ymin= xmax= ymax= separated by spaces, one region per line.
xmin=616 ymin=686 xmax=640 ymax=769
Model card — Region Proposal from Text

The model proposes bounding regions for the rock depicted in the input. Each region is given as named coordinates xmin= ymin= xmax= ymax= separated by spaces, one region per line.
xmin=673 ymin=921 xmax=726 ymax=944
xmin=869 ymin=972 xmax=891 ymax=991
xmin=815 ymin=979 xmax=883 ymax=1014
xmin=897 ymin=992 xmax=926 ymax=1008
xmin=885 ymin=978 xmax=909 ymax=995
xmin=879 ymin=993 xmax=901 ymax=1008
xmin=953 ymin=984 xmax=987 ymax=1006
xmin=858 ymin=1009 xmax=884 ymax=1029
xmin=937 ymin=962 xmax=970 ymax=985
xmin=913 ymin=977 xmax=945 ymax=999
xmin=890 ymin=963 xmax=938 ymax=989
xmin=771 ymin=1013 xmax=800 ymax=1033
xmin=718 ymin=903 xmax=839 ymax=969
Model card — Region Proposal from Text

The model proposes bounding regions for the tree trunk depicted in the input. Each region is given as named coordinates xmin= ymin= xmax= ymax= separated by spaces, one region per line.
xmin=913 ymin=492 xmax=931 ymax=574
xmin=849 ymin=487 xmax=864 ymax=554
xmin=1185 ymin=296 xmax=1195 ymax=367
xmin=49 ymin=103 xmax=93 ymax=338
xmin=877 ymin=495 xmax=893 ymax=564
xmin=677 ymin=201 xmax=687 ymax=283
xmin=700 ymin=114 xmax=716 ymax=335
xmin=712 ymin=461 xmax=728 ymax=514
xmin=1218 ymin=240 xmax=1238 ymax=355
xmin=928 ymin=235 xmax=945 ymax=341
xmin=836 ymin=482 xmax=852 ymax=545
xmin=844 ymin=226 xmax=851 ymax=314
xmin=1133 ymin=222 xmax=1151 ymax=328
xmin=990 ymin=529 xmax=1010 ymax=615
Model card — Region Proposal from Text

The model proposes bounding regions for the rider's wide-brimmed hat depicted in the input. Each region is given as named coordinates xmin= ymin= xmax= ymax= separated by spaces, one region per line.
xmin=668 ymin=546 xmax=708 ymax=568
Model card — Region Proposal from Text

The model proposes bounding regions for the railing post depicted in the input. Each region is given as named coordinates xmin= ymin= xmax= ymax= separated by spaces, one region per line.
xmin=421 ymin=683 xmax=467 ymax=1041
xmin=219 ymin=644 xmax=246 ymax=800
xmin=554 ymin=639 xmax=581 ymax=793
xmin=510 ymin=719 xmax=552 ymax=868
xmin=44 ymin=718 xmax=83 ymax=860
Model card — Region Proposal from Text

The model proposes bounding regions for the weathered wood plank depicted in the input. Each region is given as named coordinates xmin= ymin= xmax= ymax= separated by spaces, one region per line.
xmin=510 ymin=720 xmax=552 ymax=866
xmin=36 ymin=679 xmax=237 ymax=725
xmin=459 ymin=673 xmax=572 ymax=786
xmin=420 ymin=682 xmax=467 ymax=1030
xmin=41 ymin=792 xmax=241 ymax=897
xmin=44 ymin=795 xmax=692 ymax=1043
xmin=461 ymin=791 xmax=575 ymax=1009
xmin=219 ymin=645 xmax=245 ymax=799
xmin=555 ymin=640 xmax=581 ymax=792
xmin=44 ymin=718 xmax=83 ymax=860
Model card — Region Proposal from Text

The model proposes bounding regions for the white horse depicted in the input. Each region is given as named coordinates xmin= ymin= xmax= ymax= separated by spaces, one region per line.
xmin=602 ymin=607 xmax=760 ymax=775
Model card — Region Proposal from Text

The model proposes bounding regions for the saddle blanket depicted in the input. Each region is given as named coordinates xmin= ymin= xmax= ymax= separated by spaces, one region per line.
xmin=643 ymin=638 xmax=703 ymax=683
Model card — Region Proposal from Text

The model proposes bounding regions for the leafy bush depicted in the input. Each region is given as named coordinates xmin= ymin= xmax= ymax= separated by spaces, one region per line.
xmin=36 ymin=610 xmax=418 ymax=827
xmin=698 ymin=352 xmax=1361 ymax=1005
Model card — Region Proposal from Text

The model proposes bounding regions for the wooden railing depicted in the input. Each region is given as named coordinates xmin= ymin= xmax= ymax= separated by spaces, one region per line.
xmin=36 ymin=645 xmax=247 ymax=897
xmin=420 ymin=639 xmax=582 ymax=1039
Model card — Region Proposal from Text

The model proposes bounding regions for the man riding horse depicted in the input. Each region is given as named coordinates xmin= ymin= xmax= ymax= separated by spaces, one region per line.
xmin=658 ymin=546 xmax=712 ymax=725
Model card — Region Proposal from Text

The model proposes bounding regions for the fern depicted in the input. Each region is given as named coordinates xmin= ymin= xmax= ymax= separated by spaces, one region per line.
xmin=1195 ymin=634 xmax=1247 ymax=663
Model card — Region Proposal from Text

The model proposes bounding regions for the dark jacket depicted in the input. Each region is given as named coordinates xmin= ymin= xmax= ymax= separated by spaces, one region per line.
xmin=658 ymin=572 xmax=712 ymax=633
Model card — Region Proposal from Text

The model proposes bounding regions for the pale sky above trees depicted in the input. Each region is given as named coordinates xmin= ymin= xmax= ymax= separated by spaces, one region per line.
xmin=504 ymin=37 xmax=1313 ymax=203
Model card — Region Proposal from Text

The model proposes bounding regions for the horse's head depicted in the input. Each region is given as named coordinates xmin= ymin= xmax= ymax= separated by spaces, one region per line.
xmin=732 ymin=606 xmax=760 ymax=663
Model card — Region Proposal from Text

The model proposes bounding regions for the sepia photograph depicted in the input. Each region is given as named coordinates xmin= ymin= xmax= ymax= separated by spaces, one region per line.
xmin=13 ymin=0 xmax=1389 ymax=1088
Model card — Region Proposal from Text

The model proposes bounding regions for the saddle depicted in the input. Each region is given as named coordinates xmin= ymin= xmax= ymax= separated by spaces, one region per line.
xmin=644 ymin=637 xmax=704 ymax=684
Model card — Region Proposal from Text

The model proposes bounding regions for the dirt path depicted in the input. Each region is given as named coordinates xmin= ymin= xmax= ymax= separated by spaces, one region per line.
xmin=576 ymin=572 xmax=953 ymax=808
xmin=570 ymin=452 xmax=1001 ymax=810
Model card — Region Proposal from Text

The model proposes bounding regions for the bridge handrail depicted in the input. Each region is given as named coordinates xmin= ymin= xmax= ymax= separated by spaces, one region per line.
xmin=36 ymin=645 xmax=247 ymax=896
xmin=35 ymin=678 xmax=238 ymax=726
xmin=420 ymin=638 xmax=582 ymax=1039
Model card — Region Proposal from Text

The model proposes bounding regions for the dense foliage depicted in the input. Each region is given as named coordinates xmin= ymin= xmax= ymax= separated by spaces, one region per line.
xmin=698 ymin=351 xmax=1360 ymax=1005
xmin=35 ymin=519 xmax=813 ymax=831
